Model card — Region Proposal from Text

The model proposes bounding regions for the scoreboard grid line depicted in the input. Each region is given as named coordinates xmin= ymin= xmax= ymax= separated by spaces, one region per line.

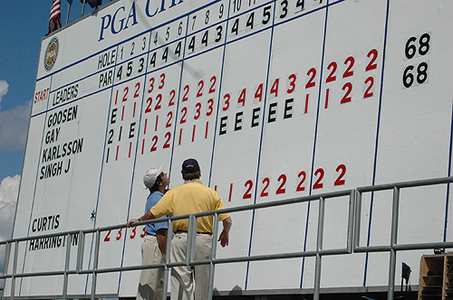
xmin=244 ymin=0 xmax=280 ymax=291
xmin=207 ymin=0 xmax=233 ymax=189
xmin=166 ymin=12 xmax=191 ymax=180
xmin=299 ymin=0 xmax=331 ymax=289
xmin=444 ymin=103 xmax=453 ymax=243
xmin=17 ymin=72 xmax=58 ymax=295
xmin=117 ymin=37 xmax=154 ymax=294
xmin=362 ymin=0 xmax=391 ymax=287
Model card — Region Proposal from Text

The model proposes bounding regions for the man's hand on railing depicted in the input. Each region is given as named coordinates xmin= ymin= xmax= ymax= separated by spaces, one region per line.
xmin=126 ymin=219 xmax=139 ymax=227
xmin=127 ymin=211 xmax=156 ymax=227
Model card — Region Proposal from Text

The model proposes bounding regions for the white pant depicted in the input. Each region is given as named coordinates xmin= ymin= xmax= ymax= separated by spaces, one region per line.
xmin=170 ymin=232 xmax=212 ymax=300
xmin=137 ymin=235 xmax=165 ymax=300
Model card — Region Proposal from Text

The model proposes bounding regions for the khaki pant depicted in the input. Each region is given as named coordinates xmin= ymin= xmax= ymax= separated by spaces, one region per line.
xmin=170 ymin=232 xmax=212 ymax=300
xmin=137 ymin=235 xmax=165 ymax=300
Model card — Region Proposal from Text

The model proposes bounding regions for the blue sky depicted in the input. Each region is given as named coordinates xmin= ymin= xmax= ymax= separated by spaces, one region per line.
xmin=0 ymin=0 xmax=104 ymax=279
xmin=0 ymin=1 xmax=48 ymax=180
xmin=0 ymin=1 xmax=103 ymax=181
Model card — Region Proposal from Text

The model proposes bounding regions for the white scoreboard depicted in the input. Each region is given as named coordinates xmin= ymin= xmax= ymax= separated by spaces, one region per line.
xmin=7 ymin=0 xmax=453 ymax=298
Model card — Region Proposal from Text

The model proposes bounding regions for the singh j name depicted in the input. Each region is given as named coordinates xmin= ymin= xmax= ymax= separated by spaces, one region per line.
xmin=98 ymin=0 xmax=184 ymax=41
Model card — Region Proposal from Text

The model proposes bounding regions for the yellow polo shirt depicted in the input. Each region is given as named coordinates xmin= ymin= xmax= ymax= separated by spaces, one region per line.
xmin=150 ymin=180 xmax=230 ymax=233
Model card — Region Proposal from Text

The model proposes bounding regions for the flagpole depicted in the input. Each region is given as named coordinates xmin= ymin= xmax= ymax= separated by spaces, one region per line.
xmin=82 ymin=0 xmax=86 ymax=16
xmin=66 ymin=2 xmax=71 ymax=25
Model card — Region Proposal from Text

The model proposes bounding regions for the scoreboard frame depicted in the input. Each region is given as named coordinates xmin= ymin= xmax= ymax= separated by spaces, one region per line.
xmin=6 ymin=0 xmax=453 ymax=298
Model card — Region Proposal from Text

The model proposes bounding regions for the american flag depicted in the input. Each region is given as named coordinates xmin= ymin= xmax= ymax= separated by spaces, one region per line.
xmin=47 ymin=0 xmax=62 ymax=35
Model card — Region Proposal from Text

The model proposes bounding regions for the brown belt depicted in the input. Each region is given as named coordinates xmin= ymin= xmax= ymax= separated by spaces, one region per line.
xmin=176 ymin=230 xmax=212 ymax=235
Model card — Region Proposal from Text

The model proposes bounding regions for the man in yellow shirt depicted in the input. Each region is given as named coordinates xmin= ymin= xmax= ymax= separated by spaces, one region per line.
xmin=127 ymin=158 xmax=232 ymax=300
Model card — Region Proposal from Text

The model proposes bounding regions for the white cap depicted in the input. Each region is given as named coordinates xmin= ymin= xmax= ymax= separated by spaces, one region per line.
xmin=143 ymin=165 xmax=163 ymax=188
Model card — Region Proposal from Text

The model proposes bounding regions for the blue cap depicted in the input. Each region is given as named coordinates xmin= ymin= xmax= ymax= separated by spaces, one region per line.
xmin=182 ymin=158 xmax=200 ymax=173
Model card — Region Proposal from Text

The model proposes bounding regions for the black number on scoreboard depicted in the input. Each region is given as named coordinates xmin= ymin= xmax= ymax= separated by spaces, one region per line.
xmin=296 ymin=0 xmax=305 ymax=11
xmin=232 ymin=0 xmax=241 ymax=12
xmin=175 ymin=41 xmax=182 ymax=57
xmin=188 ymin=36 xmax=195 ymax=52
xmin=403 ymin=32 xmax=430 ymax=89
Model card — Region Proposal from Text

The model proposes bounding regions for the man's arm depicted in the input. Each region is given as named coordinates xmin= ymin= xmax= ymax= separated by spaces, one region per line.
xmin=218 ymin=216 xmax=232 ymax=247
xmin=126 ymin=210 xmax=157 ymax=227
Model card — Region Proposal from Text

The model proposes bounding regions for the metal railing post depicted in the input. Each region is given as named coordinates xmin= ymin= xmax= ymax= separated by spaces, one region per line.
xmin=76 ymin=230 xmax=85 ymax=273
xmin=162 ymin=219 xmax=173 ymax=300
xmin=347 ymin=190 xmax=356 ymax=253
xmin=354 ymin=189 xmax=363 ymax=251
xmin=387 ymin=186 xmax=400 ymax=300
xmin=313 ymin=197 xmax=326 ymax=300
xmin=3 ymin=240 xmax=12 ymax=298
xmin=10 ymin=241 xmax=19 ymax=300
xmin=208 ymin=213 xmax=220 ymax=300
xmin=91 ymin=230 xmax=101 ymax=300
xmin=62 ymin=233 xmax=72 ymax=300
xmin=187 ymin=215 xmax=197 ymax=265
